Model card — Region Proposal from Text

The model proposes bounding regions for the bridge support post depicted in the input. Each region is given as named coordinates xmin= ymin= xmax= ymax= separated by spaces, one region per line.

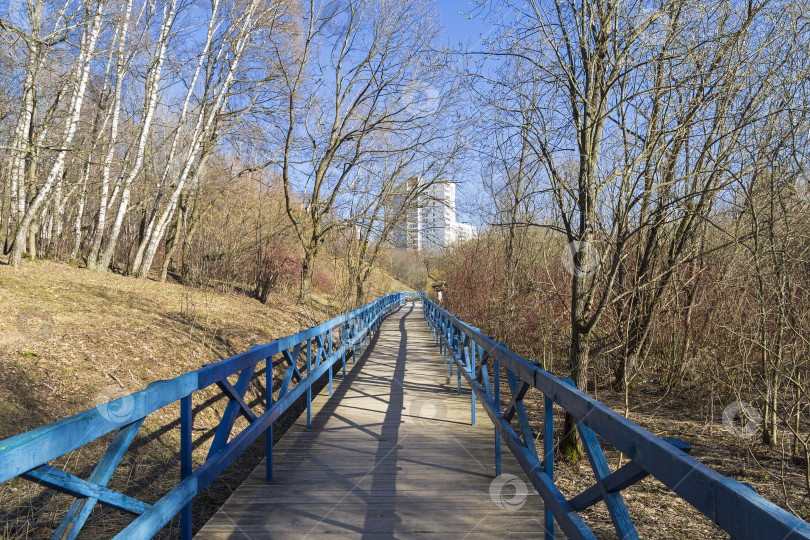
xmin=180 ymin=395 xmax=192 ymax=540
xmin=446 ymin=326 xmax=451 ymax=371
xmin=469 ymin=335 xmax=477 ymax=425
xmin=438 ymin=320 xmax=444 ymax=355
xmin=341 ymin=323 xmax=347 ymax=376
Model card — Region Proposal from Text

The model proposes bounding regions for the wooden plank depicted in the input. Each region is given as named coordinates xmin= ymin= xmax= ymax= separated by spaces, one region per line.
xmin=195 ymin=305 xmax=557 ymax=539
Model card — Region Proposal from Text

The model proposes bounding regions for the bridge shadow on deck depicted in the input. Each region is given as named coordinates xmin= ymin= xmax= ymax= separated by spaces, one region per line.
xmin=360 ymin=304 xmax=409 ymax=538
xmin=195 ymin=304 xmax=549 ymax=539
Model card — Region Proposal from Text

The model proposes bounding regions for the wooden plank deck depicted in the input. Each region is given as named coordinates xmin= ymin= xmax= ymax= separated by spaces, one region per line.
xmin=195 ymin=303 xmax=553 ymax=539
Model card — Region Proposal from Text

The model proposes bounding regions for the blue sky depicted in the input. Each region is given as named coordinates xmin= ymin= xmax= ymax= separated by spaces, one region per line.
xmin=435 ymin=1 xmax=490 ymax=49
xmin=434 ymin=1 xmax=493 ymax=227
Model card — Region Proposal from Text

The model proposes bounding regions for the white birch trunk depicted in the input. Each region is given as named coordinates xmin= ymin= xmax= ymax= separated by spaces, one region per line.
xmin=12 ymin=3 xmax=105 ymax=267
xmin=98 ymin=0 xmax=178 ymax=272
xmin=9 ymin=23 xmax=41 ymax=235
xmin=130 ymin=0 xmax=220 ymax=275
xmin=87 ymin=0 xmax=133 ymax=269
xmin=70 ymin=160 xmax=91 ymax=261
xmin=136 ymin=1 xmax=258 ymax=278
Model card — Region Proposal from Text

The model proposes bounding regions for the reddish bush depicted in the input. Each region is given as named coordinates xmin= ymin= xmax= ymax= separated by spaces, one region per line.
xmin=254 ymin=241 xmax=300 ymax=303
xmin=312 ymin=268 xmax=335 ymax=293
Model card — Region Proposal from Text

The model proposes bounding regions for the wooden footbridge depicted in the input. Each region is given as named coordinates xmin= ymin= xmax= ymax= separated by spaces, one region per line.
xmin=1 ymin=293 xmax=809 ymax=539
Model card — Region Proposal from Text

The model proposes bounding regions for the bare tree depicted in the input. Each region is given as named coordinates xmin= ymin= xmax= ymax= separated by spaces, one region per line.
xmin=344 ymin=145 xmax=461 ymax=307
xmin=267 ymin=0 xmax=449 ymax=303
xmin=10 ymin=1 xmax=105 ymax=267
xmin=475 ymin=0 xmax=799 ymax=459
xmin=85 ymin=0 xmax=135 ymax=269
xmin=95 ymin=0 xmax=179 ymax=272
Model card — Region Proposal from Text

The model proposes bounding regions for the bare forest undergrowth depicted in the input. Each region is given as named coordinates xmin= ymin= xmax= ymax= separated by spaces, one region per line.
xmin=483 ymin=360 xmax=810 ymax=539
xmin=0 ymin=260 xmax=403 ymax=538
xmin=553 ymin=382 xmax=808 ymax=538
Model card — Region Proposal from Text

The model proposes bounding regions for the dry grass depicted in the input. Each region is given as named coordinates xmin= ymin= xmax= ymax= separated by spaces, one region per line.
xmin=516 ymin=379 xmax=810 ymax=539
xmin=0 ymin=259 xmax=353 ymax=538
xmin=7 ymin=260 xmax=800 ymax=538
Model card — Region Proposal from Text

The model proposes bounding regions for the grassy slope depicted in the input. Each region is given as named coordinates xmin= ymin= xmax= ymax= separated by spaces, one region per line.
xmin=0 ymin=261 xmax=325 ymax=438
xmin=0 ymin=260 xmax=406 ymax=538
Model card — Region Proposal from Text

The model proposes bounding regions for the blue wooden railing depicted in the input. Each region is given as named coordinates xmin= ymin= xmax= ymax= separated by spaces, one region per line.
xmin=401 ymin=291 xmax=423 ymax=302
xmin=0 ymin=292 xmax=406 ymax=539
xmin=422 ymin=297 xmax=810 ymax=540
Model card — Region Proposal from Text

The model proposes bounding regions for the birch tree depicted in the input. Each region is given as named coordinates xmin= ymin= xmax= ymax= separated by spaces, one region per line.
xmin=96 ymin=0 xmax=178 ymax=272
xmin=85 ymin=0 xmax=135 ymax=269
xmin=3 ymin=0 xmax=82 ymax=255
xmin=11 ymin=1 xmax=105 ymax=267
xmin=132 ymin=0 xmax=288 ymax=278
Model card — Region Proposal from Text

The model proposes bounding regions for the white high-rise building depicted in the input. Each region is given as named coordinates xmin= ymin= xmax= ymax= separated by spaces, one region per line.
xmin=387 ymin=178 xmax=477 ymax=251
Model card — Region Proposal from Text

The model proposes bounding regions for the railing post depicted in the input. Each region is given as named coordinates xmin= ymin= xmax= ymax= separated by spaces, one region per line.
xmin=440 ymin=322 xmax=444 ymax=355
xmin=328 ymin=329 xmax=333 ymax=396
xmin=266 ymin=355 xmax=274 ymax=482
xmin=448 ymin=323 xmax=453 ymax=376
xmin=357 ymin=314 xmax=366 ymax=356
xmin=544 ymin=395 xmax=554 ymax=539
xmin=306 ymin=338 xmax=312 ymax=428
xmin=438 ymin=316 xmax=443 ymax=353
xmin=456 ymin=329 xmax=462 ymax=395
xmin=180 ymin=395 xmax=192 ymax=540
xmin=469 ymin=338 xmax=476 ymax=426
xmin=494 ymin=351 xmax=501 ymax=476
xmin=342 ymin=322 xmax=347 ymax=377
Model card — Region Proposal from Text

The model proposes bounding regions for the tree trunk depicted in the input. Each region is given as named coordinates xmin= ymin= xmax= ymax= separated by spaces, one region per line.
xmin=561 ymin=314 xmax=588 ymax=461
xmin=70 ymin=170 xmax=88 ymax=262
xmin=160 ymin=202 xmax=184 ymax=282
xmin=560 ymin=254 xmax=594 ymax=460
xmin=1 ymin=175 xmax=10 ymax=252
xmin=355 ymin=271 xmax=366 ymax=309
xmin=97 ymin=0 xmax=177 ymax=272
xmin=299 ymin=248 xmax=315 ymax=304
xmin=12 ymin=4 xmax=104 ymax=267
xmin=8 ymin=19 xmax=41 ymax=248
xmin=87 ymin=0 xmax=132 ymax=269
xmin=27 ymin=221 xmax=38 ymax=261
